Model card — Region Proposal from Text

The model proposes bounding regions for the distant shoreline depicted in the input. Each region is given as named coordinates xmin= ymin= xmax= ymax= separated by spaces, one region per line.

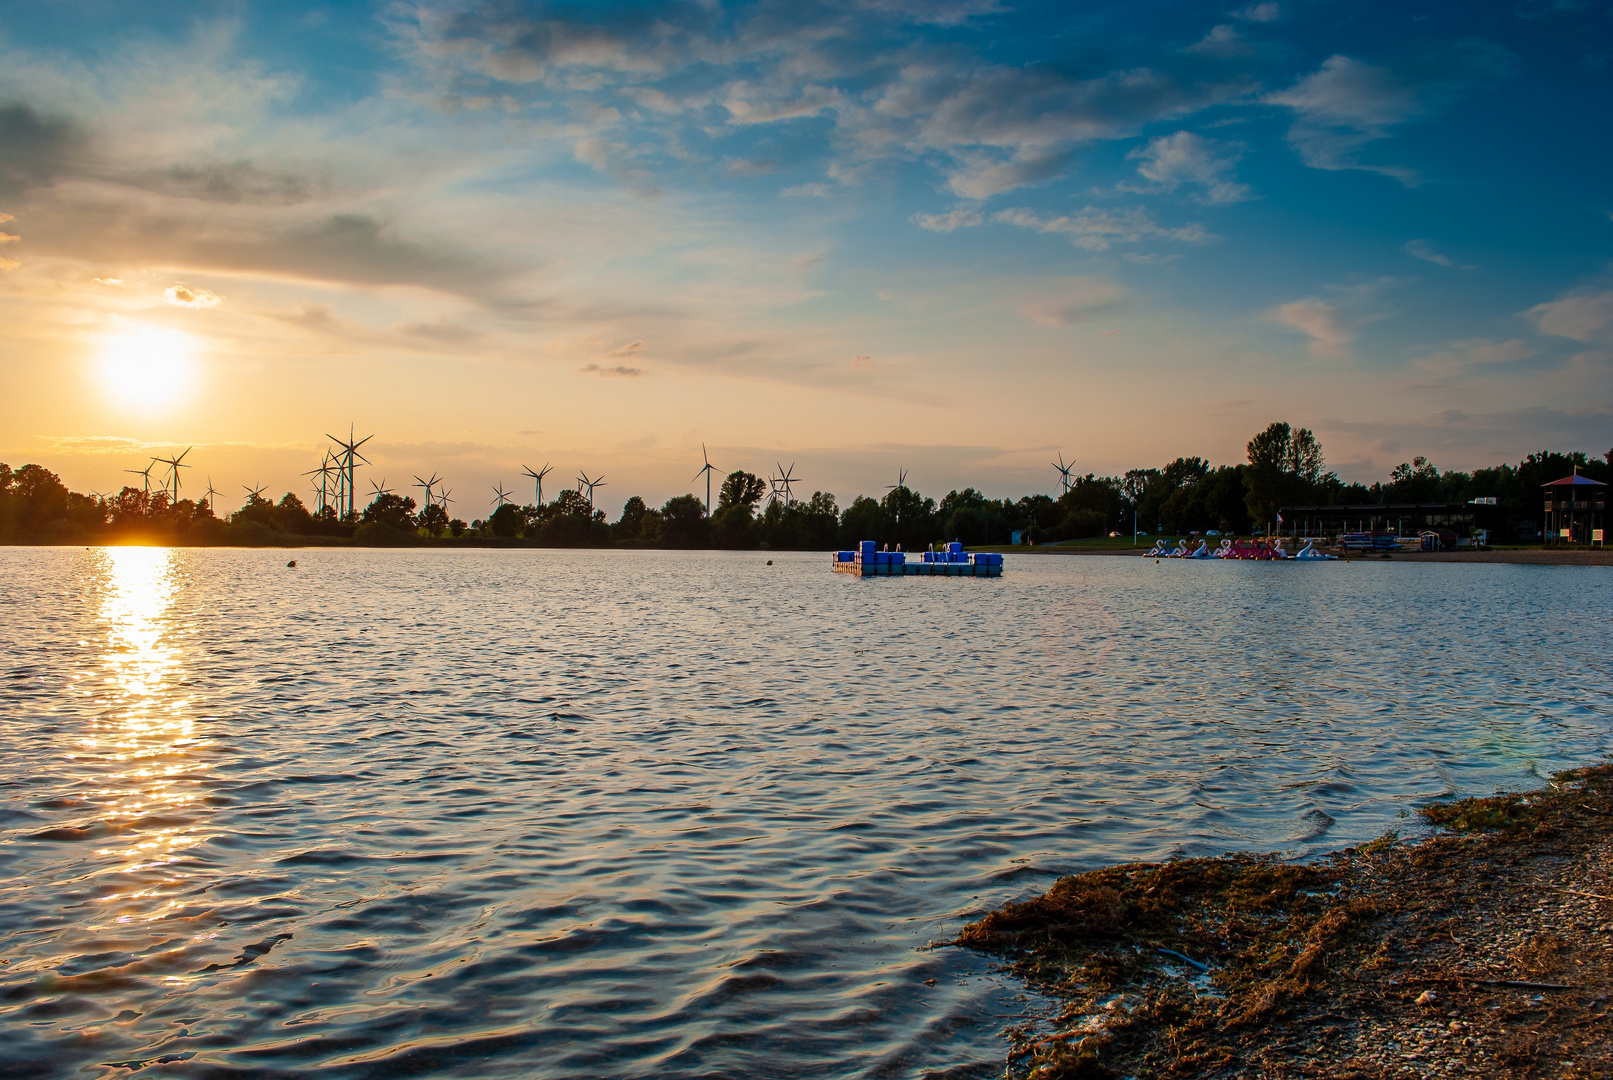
xmin=982 ymin=545 xmax=1613 ymax=565
xmin=6 ymin=541 xmax=1610 ymax=564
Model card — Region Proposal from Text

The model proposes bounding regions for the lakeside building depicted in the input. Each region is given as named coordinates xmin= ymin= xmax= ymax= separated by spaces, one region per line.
xmin=1543 ymin=471 xmax=1606 ymax=546
xmin=1275 ymin=501 xmax=1509 ymax=542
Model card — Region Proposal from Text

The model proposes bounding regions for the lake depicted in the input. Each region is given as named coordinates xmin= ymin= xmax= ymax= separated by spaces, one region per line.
xmin=2 ymin=547 xmax=1608 ymax=1078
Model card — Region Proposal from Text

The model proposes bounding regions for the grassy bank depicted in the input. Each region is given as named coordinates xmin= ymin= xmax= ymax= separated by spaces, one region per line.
xmin=956 ymin=765 xmax=1613 ymax=1078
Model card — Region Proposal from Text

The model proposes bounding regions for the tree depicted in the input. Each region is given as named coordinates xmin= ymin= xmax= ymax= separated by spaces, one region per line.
xmin=713 ymin=470 xmax=766 ymax=547
xmin=363 ymin=493 xmax=417 ymax=531
xmin=837 ymin=495 xmax=883 ymax=548
xmin=1244 ymin=422 xmax=1328 ymax=528
xmin=487 ymin=502 xmax=524 ymax=537
xmin=659 ymin=494 xmax=709 ymax=547
xmin=879 ymin=483 xmax=937 ymax=551
xmin=717 ymin=471 xmax=767 ymax=512
xmin=614 ymin=496 xmax=647 ymax=541
xmin=416 ymin=503 xmax=449 ymax=534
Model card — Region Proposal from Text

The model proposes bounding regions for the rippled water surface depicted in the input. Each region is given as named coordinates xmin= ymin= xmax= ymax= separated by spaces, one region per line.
xmin=2 ymin=547 xmax=1610 ymax=1078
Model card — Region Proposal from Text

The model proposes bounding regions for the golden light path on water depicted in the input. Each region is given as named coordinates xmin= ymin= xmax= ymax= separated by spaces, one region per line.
xmin=84 ymin=547 xmax=210 ymax=921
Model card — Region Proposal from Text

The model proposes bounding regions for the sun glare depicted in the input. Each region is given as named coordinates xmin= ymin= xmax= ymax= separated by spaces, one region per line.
xmin=98 ymin=326 xmax=198 ymax=411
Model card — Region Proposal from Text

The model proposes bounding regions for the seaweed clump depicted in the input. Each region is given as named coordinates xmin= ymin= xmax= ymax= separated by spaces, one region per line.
xmin=956 ymin=764 xmax=1613 ymax=1079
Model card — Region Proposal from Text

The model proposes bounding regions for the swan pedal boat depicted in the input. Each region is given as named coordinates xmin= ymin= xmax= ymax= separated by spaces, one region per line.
xmin=1145 ymin=539 xmax=1337 ymax=560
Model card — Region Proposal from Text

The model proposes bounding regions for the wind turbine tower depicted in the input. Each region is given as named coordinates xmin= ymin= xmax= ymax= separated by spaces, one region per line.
xmin=325 ymin=424 xmax=373 ymax=521
xmin=776 ymin=461 xmax=801 ymax=506
xmin=522 ymin=463 xmax=553 ymax=505
xmin=692 ymin=444 xmax=718 ymax=518
xmin=1053 ymin=453 xmax=1075 ymax=498
xmin=576 ymin=472 xmax=605 ymax=510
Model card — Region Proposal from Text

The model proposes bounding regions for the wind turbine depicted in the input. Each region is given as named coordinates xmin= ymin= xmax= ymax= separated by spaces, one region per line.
xmin=155 ymin=446 xmax=192 ymax=501
xmin=125 ymin=461 xmax=156 ymax=497
xmin=304 ymin=452 xmax=340 ymax=514
xmin=413 ymin=472 xmax=442 ymax=509
xmin=438 ymin=488 xmax=454 ymax=512
xmin=491 ymin=482 xmax=514 ymax=508
xmin=242 ymin=482 xmax=267 ymax=502
xmin=776 ymin=461 xmax=801 ymax=506
xmin=369 ymin=477 xmax=393 ymax=498
xmin=522 ymin=463 xmax=553 ymax=505
xmin=325 ymin=424 xmax=373 ymax=520
xmin=203 ymin=477 xmax=222 ymax=515
xmin=576 ymin=472 xmax=605 ymax=510
xmin=886 ymin=467 xmax=909 ymax=493
xmin=691 ymin=444 xmax=718 ymax=518
xmin=1052 ymin=453 xmax=1075 ymax=497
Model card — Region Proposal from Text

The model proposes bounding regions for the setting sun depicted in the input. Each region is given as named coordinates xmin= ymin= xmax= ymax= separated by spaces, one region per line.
xmin=97 ymin=326 xmax=197 ymax=412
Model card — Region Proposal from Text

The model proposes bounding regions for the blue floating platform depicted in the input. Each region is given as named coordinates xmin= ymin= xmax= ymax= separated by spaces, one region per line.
xmin=831 ymin=542 xmax=1002 ymax=577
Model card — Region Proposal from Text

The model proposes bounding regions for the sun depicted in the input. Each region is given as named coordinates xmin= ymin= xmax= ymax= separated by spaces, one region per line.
xmin=98 ymin=326 xmax=198 ymax=411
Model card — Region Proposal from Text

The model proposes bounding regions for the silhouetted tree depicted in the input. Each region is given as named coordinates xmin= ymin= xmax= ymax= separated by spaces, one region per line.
xmin=363 ymin=493 xmax=418 ymax=530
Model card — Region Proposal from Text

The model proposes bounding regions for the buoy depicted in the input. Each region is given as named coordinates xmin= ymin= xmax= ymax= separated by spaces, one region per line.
xmin=287 ymin=560 xmax=297 ymax=568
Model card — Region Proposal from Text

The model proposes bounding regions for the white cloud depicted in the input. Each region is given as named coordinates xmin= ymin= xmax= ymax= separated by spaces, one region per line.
xmin=1267 ymin=298 xmax=1349 ymax=358
xmin=1231 ymin=3 xmax=1280 ymax=21
xmin=912 ymin=207 xmax=983 ymax=232
xmin=1127 ymin=131 xmax=1252 ymax=204
xmin=164 ymin=283 xmax=222 ymax=308
xmin=1528 ymin=289 xmax=1613 ymax=343
xmin=992 ymin=206 xmax=1211 ymax=251
xmin=1404 ymin=239 xmax=1472 ymax=269
xmin=1185 ymin=25 xmax=1252 ymax=59
xmin=1412 ymin=338 xmax=1536 ymax=375
xmin=1265 ymin=46 xmax=1512 ymax=183
xmin=1021 ymin=276 xmax=1127 ymax=326
xmin=782 ymin=182 xmax=831 ymax=197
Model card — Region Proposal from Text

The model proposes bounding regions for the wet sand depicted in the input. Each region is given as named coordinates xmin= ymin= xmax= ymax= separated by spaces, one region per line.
xmin=956 ymin=766 xmax=1613 ymax=1078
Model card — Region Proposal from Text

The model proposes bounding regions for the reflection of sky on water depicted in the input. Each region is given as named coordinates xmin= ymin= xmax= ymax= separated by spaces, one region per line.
xmin=88 ymin=546 xmax=208 ymax=884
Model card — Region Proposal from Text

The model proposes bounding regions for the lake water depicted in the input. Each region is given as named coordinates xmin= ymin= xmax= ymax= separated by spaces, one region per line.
xmin=2 ymin=547 xmax=1609 ymax=1078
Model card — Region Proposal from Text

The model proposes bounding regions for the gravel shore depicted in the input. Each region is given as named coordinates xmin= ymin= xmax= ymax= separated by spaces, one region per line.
xmin=956 ymin=765 xmax=1613 ymax=1078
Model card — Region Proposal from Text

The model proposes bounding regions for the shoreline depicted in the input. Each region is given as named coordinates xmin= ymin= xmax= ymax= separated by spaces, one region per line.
xmin=4 ymin=542 xmax=1611 ymax=565
xmin=1005 ymin=545 xmax=1613 ymax=566
xmin=955 ymin=765 xmax=1613 ymax=1078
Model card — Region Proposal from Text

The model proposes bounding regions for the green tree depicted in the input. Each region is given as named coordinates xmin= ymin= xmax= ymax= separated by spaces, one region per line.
xmin=363 ymin=493 xmax=418 ymax=530
xmin=658 ymin=494 xmax=709 ymax=547
xmin=487 ymin=502 xmax=524 ymax=537
xmin=837 ymin=495 xmax=883 ymax=548
xmin=614 ymin=496 xmax=647 ymax=541
xmin=417 ymin=502 xmax=450 ymax=534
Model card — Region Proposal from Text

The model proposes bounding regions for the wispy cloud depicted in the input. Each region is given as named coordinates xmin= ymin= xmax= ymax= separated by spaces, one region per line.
xmin=1127 ymin=131 xmax=1253 ymax=204
xmin=1528 ymin=289 xmax=1613 ymax=343
xmin=1020 ymin=277 xmax=1127 ymax=326
xmin=1267 ymin=298 xmax=1350 ymax=358
xmin=164 ymin=283 xmax=221 ymax=308
xmin=912 ymin=207 xmax=983 ymax=232
xmin=579 ymin=362 xmax=646 ymax=377
xmin=1265 ymin=44 xmax=1513 ymax=183
xmin=993 ymin=206 xmax=1211 ymax=251
xmin=1404 ymin=239 xmax=1472 ymax=269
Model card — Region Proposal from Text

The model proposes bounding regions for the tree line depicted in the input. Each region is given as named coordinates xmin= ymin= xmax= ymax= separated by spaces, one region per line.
xmin=2 ymin=423 xmax=1608 ymax=547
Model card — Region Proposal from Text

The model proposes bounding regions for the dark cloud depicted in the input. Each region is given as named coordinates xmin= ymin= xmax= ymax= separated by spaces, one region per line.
xmin=0 ymin=102 xmax=84 ymax=192
xmin=147 ymin=160 xmax=325 ymax=205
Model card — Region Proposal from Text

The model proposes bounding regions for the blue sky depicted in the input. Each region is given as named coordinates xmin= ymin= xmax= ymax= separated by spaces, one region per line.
xmin=1 ymin=0 xmax=1610 ymax=506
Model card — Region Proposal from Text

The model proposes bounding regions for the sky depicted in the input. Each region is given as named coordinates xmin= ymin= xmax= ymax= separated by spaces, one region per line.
xmin=1 ymin=0 xmax=1611 ymax=514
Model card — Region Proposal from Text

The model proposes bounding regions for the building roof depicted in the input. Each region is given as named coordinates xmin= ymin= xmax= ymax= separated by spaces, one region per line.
xmin=1543 ymin=473 xmax=1607 ymax=487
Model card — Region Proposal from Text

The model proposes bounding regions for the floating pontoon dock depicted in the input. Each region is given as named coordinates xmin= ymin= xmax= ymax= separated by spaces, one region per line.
xmin=832 ymin=540 xmax=1003 ymax=577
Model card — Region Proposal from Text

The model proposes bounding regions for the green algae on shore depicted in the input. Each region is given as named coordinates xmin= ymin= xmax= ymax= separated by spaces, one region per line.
xmin=956 ymin=765 xmax=1613 ymax=1079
